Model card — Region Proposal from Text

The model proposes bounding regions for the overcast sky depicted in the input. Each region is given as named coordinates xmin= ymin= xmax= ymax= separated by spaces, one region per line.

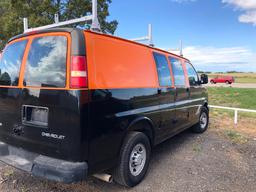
xmin=108 ymin=0 xmax=256 ymax=72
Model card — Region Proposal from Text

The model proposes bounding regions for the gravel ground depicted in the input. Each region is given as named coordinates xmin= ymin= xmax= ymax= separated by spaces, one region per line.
xmin=0 ymin=125 xmax=255 ymax=192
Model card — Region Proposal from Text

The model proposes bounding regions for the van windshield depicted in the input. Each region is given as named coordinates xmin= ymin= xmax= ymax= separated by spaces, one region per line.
xmin=0 ymin=40 xmax=27 ymax=86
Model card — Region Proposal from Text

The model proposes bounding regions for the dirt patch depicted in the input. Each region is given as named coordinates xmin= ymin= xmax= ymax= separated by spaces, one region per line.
xmin=211 ymin=111 xmax=256 ymax=137
xmin=0 ymin=121 xmax=255 ymax=192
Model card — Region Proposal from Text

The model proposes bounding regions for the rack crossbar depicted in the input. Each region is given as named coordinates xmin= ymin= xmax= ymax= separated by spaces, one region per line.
xmin=130 ymin=24 xmax=154 ymax=46
xmin=23 ymin=0 xmax=100 ymax=33
xmin=24 ymin=15 xmax=93 ymax=33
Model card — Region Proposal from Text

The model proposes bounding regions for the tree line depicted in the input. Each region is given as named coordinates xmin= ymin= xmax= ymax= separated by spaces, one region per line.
xmin=0 ymin=0 xmax=118 ymax=50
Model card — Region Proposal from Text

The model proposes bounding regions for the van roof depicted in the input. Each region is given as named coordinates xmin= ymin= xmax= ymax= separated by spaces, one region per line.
xmin=9 ymin=28 xmax=190 ymax=62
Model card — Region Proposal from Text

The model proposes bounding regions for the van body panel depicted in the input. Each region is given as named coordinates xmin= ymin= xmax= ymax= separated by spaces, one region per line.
xmin=85 ymin=31 xmax=159 ymax=89
xmin=174 ymin=87 xmax=190 ymax=131
xmin=188 ymin=86 xmax=207 ymax=124
xmin=156 ymin=87 xmax=176 ymax=139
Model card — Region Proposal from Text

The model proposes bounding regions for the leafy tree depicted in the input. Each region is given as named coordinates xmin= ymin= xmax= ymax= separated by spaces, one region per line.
xmin=0 ymin=0 xmax=118 ymax=50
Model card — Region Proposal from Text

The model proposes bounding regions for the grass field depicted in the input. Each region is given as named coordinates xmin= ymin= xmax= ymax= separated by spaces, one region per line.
xmin=208 ymin=87 xmax=256 ymax=109
xmin=208 ymin=87 xmax=256 ymax=118
xmin=208 ymin=87 xmax=256 ymax=137
xmin=207 ymin=73 xmax=256 ymax=83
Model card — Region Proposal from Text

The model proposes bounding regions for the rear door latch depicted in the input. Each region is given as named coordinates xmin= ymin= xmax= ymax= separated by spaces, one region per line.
xmin=22 ymin=105 xmax=49 ymax=128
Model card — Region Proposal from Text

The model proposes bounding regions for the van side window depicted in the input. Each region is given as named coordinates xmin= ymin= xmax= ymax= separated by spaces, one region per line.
xmin=153 ymin=52 xmax=172 ymax=87
xmin=185 ymin=62 xmax=199 ymax=86
xmin=169 ymin=57 xmax=186 ymax=86
xmin=0 ymin=40 xmax=27 ymax=86
xmin=24 ymin=36 xmax=67 ymax=88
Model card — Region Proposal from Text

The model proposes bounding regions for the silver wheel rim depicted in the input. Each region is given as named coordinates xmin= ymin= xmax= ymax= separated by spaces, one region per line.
xmin=129 ymin=143 xmax=146 ymax=177
xmin=200 ymin=112 xmax=207 ymax=129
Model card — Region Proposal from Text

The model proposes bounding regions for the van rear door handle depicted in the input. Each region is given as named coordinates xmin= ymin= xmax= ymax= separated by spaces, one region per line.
xmin=22 ymin=105 xmax=49 ymax=127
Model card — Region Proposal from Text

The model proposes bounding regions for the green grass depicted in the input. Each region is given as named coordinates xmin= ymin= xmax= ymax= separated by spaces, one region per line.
xmin=208 ymin=87 xmax=256 ymax=109
xmin=236 ymin=77 xmax=256 ymax=83
xmin=208 ymin=87 xmax=256 ymax=118
xmin=224 ymin=130 xmax=248 ymax=144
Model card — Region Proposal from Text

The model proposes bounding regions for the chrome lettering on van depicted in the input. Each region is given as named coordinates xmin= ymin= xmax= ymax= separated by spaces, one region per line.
xmin=0 ymin=123 xmax=2 ymax=127
xmin=42 ymin=132 xmax=65 ymax=140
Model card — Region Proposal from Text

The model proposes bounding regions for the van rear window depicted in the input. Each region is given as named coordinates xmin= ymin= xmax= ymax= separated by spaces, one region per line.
xmin=0 ymin=40 xmax=27 ymax=86
xmin=24 ymin=36 xmax=67 ymax=88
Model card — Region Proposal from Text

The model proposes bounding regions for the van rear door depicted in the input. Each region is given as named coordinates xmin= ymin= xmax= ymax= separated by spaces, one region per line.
xmin=0 ymin=34 xmax=83 ymax=161
xmin=0 ymin=39 xmax=28 ymax=144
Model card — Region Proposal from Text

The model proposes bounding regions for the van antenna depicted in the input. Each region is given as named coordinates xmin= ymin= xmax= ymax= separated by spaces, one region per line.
xmin=23 ymin=0 xmax=101 ymax=33
xmin=131 ymin=24 xmax=154 ymax=47
xmin=168 ymin=40 xmax=183 ymax=57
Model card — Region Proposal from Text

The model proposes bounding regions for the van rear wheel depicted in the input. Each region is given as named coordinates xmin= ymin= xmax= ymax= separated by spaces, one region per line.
xmin=191 ymin=107 xmax=209 ymax=133
xmin=113 ymin=132 xmax=151 ymax=187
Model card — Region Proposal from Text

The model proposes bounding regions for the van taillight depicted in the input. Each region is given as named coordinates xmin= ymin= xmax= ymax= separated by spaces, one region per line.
xmin=71 ymin=56 xmax=88 ymax=88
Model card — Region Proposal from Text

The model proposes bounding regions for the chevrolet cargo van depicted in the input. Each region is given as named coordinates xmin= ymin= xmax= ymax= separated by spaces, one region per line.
xmin=0 ymin=28 xmax=209 ymax=187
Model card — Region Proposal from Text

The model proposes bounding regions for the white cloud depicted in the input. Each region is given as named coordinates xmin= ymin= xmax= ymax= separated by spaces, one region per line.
xmin=222 ymin=0 xmax=256 ymax=10
xmin=169 ymin=46 xmax=256 ymax=72
xmin=222 ymin=0 xmax=256 ymax=25
xmin=239 ymin=11 xmax=256 ymax=25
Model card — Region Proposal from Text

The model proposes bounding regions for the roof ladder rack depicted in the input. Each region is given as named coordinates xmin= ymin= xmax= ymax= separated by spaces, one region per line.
xmin=23 ymin=0 xmax=101 ymax=33
xmin=167 ymin=40 xmax=183 ymax=57
xmin=131 ymin=24 xmax=154 ymax=47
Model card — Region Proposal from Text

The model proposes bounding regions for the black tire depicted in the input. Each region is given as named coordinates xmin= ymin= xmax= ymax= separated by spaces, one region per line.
xmin=226 ymin=81 xmax=230 ymax=84
xmin=191 ymin=107 xmax=209 ymax=133
xmin=113 ymin=132 xmax=151 ymax=187
xmin=210 ymin=80 xmax=214 ymax=84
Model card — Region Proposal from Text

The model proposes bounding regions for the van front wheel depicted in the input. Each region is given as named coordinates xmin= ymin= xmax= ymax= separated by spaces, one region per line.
xmin=191 ymin=107 xmax=209 ymax=133
xmin=113 ymin=132 xmax=151 ymax=187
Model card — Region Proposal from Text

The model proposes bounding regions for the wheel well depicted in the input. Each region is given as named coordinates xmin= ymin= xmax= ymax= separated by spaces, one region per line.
xmin=127 ymin=119 xmax=155 ymax=147
xmin=203 ymin=102 xmax=209 ymax=111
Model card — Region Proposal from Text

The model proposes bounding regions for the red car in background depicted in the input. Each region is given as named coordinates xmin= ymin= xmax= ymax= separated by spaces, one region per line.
xmin=210 ymin=76 xmax=235 ymax=84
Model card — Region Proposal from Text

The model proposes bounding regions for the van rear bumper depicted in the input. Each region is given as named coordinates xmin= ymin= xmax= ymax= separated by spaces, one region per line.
xmin=0 ymin=142 xmax=88 ymax=183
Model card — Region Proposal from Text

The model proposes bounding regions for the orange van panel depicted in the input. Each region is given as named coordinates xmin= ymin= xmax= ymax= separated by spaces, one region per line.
xmin=85 ymin=32 xmax=159 ymax=89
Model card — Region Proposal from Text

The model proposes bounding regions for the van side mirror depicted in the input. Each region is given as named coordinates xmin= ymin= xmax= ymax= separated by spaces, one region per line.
xmin=200 ymin=74 xmax=208 ymax=84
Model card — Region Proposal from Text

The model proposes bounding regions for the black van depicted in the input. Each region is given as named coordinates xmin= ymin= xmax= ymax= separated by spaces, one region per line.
xmin=0 ymin=28 xmax=209 ymax=187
